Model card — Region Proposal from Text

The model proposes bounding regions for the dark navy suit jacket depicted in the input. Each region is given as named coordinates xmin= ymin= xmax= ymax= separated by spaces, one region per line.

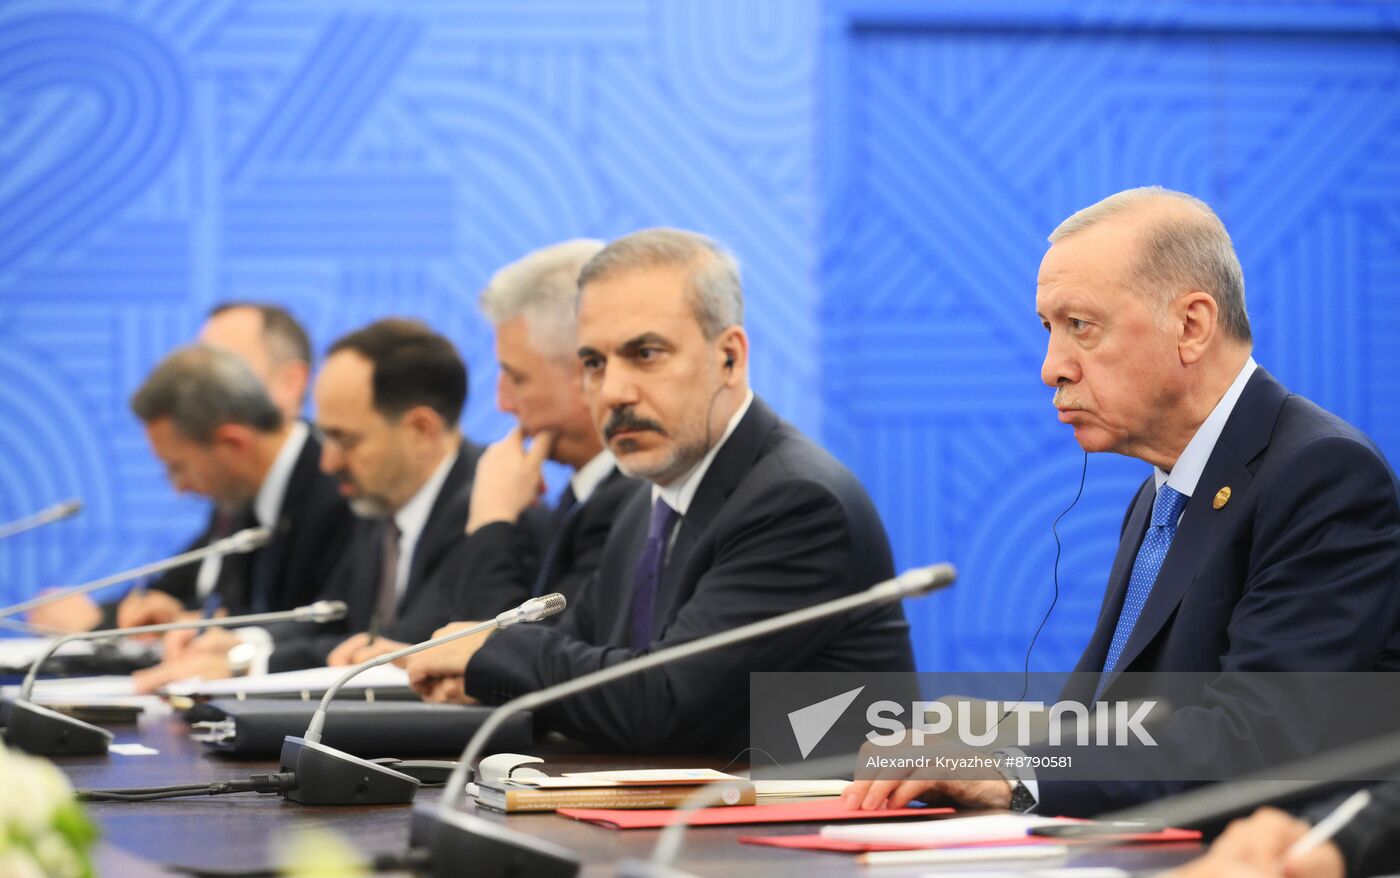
xmin=1035 ymin=368 xmax=1400 ymax=815
xmin=269 ymin=441 xmax=528 ymax=670
xmin=465 ymin=398 xmax=917 ymax=755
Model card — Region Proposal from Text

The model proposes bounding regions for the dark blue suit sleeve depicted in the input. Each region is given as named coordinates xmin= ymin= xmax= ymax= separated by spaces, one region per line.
xmin=1034 ymin=436 xmax=1400 ymax=815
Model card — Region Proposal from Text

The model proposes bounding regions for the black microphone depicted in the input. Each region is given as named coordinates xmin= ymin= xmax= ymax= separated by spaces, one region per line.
xmin=408 ymin=563 xmax=957 ymax=878
xmin=0 ymin=525 xmax=271 ymax=620
xmin=278 ymin=593 xmax=567 ymax=806
xmin=0 ymin=499 xmax=82 ymax=541
xmin=4 ymin=600 xmax=346 ymax=757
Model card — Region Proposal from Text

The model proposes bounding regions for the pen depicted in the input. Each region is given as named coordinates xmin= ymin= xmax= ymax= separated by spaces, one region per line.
xmin=200 ymin=592 xmax=223 ymax=619
xmin=366 ymin=611 xmax=381 ymax=647
xmin=1286 ymin=788 xmax=1371 ymax=862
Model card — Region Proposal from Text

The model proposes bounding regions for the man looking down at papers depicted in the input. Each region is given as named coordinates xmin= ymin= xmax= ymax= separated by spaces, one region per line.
xmin=403 ymin=228 xmax=916 ymax=754
xmin=844 ymin=188 xmax=1400 ymax=815
xmin=103 ymin=343 xmax=352 ymax=689
xmin=31 ymin=303 xmax=337 ymax=634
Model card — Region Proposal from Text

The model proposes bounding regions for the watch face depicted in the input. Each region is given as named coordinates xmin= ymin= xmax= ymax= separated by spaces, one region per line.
xmin=227 ymin=642 xmax=257 ymax=673
xmin=1010 ymin=782 xmax=1037 ymax=813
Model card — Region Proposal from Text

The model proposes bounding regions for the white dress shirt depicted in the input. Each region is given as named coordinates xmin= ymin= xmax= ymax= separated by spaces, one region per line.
xmin=570 ymin=450 xmax=617 ymax=504
xmin=390 ymin=445 xmax=458 ymax=601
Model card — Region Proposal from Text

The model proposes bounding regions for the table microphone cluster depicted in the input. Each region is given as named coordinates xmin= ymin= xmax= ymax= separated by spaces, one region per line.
xmin=4 ymin=599 xmax=348 ymax=756
xmin=277 ymin=592 xmax=568 ymax=806
xmin=409 ymin=563 xmax=957 ymax=878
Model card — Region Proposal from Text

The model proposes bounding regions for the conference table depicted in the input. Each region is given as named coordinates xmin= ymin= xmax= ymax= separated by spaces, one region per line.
xmin=62 ymin=712 xmax=1203 ymax=876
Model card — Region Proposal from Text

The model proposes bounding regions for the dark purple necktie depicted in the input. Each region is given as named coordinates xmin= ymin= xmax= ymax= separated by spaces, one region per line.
xmin=629 ymin=499 xmax=679 ymax=651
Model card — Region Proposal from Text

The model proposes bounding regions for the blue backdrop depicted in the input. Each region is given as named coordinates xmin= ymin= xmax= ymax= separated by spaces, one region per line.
xmin=2 ymin=0 xmax=1398 ymax=674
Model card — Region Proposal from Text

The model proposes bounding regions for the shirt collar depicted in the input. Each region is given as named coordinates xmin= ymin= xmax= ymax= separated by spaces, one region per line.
xmin=393 ymin=444 xmax=459 ymax=546
xmin=1154 ymin=357 xmax=1258 ymax=497
xmin=652 ymin=390 xmax=754 ymax=516
xmin=570 ymin=450 xmax=616 ymax=504
xmin=253 ymin=421 xmax=308 ymax=528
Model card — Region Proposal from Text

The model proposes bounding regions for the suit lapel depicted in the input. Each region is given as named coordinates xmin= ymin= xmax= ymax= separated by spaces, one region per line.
xmin=1098 ymin=369 xmax=1288 ymax=689
xmin=251 ymin=433 xmax=320 ymax=611
xmin=401 ymin=443 xmax=479 ymax=607
xmin=652 ymin=399 xmax=776 ymax=638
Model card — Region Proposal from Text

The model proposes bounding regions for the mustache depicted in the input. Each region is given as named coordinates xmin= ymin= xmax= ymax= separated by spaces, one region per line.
xmin=1053 ymin=385 xmax=1085 ymax=409
xmin=603 ymin=407 xmax=665 ymax=440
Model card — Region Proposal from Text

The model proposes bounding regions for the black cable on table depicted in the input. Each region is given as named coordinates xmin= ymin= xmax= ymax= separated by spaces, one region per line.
xmin=77 ymin=772 xmax=296 ymax=802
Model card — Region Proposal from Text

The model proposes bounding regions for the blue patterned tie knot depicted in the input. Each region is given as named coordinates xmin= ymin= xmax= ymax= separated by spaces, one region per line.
xmin=1098 ymin=485 xmax=1188 ymax=695
xmin=629 ymin=499 xmax=679 ymax=650
xmin=1150 ymin=484 xmax=1188 ymax=527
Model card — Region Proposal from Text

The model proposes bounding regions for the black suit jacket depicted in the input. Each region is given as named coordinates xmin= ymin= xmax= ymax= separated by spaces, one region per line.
xmin=465 ymin=398 xmax=917 ymax=755
xmin=455 ymin=467 xmax=641 ymax=615
xmin=1308 ymin=781 xmax=1400 ymax=877
xmin=1033 ymin=369 xmax=1400 ymax=815
xmin=269 ymin=441 xmax=526 ymax=669
xmin=104 ymin=431 xmax=353 ymax=623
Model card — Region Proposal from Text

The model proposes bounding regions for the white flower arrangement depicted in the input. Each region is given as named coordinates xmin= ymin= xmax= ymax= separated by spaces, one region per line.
xmin=0 ymin=741 xmax=95 ymax=878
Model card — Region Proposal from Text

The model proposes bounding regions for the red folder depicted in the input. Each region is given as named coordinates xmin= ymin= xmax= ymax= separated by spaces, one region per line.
xmin=557 ymin=799 xmax=953 ymax=830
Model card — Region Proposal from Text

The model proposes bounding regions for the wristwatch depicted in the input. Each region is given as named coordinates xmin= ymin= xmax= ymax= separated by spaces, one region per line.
xmin=226 ymin=642 xmax=258 ymax=677
xmin=991 ymin=750 xmax=1038 ymax=813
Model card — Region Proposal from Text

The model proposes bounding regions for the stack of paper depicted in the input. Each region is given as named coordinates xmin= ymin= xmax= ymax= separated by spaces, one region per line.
xmin=479 ymin=768 xmax=756 ymax=813
xmin=750 ymin=779 xmax=850 ymax=801
xmin=162 ymin=664 xmax=410 ymax=697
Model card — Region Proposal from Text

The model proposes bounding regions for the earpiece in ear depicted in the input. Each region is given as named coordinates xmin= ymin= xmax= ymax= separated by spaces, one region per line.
xmin=724 ymin=354 xmax=735 ymax=370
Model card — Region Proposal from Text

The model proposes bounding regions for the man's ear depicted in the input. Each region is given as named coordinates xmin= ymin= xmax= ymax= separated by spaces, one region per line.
xmin=1176 ymin=291 xmax=1218 ymax=366
xmin=400 ymin=405 xmax=447 ymax=443
xmin=273 ymin=360 xmax=311 ymax=416
xmin=716 ymin=326 xmax=749 ymax=385
xmin=209 ymin=423 xmax=255 ymax=457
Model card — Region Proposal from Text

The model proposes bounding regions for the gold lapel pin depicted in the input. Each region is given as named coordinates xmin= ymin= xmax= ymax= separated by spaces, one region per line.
xmin=1212 ymin=486 xmax=1232 ymax=510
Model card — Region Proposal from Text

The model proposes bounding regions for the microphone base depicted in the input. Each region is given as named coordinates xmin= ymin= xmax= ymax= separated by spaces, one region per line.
xmin=3 ymin=701 xmax=113 ymax=756
xmin=279 ymin=736 xmax=420 ymax=805
xmin=409 ymin=801 xmax=579 ymax=878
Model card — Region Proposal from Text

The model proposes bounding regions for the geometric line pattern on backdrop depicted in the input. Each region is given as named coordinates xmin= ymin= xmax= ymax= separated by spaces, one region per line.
xmin=0 ymin=0 xmax=818 ymax=617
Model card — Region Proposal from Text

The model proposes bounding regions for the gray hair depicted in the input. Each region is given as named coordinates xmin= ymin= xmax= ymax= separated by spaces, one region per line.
xmin=479 ymin=239 xmax=605 ymax=359
xmin=131 ymin=345 xmax=284 ymax=442
xmin=578 ymin=228 xmax=743 ymax=339
xmin=1049 ymin=186 xmax=1251 ymax=343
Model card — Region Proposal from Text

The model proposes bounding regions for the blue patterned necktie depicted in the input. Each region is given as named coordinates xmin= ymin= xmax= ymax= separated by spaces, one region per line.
xmin=629 ymin=499 xmax=679 ymax=651
xmin=1097 ymin=485 xmax=1189 ymax=694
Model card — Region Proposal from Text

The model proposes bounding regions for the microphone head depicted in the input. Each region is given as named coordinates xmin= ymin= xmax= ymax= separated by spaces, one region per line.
xmin=892 ymin=563 xmax=957 ymax=598
xmin=53 ymin=499 xmax=82 ymax=520
xmin=523 ymin=593 xmax=567 ymax=623
xmin=294 ymin=600 xmax=349 ymax=623
xmin=222 ymin=525 xmax=273 ymax=554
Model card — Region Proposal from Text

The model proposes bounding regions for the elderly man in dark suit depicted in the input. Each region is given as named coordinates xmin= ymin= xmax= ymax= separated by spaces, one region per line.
xmin=404 ymin=228 xmax=916 ymax=755
xmin=846 ymin=187 xmax=1400 ymax=816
